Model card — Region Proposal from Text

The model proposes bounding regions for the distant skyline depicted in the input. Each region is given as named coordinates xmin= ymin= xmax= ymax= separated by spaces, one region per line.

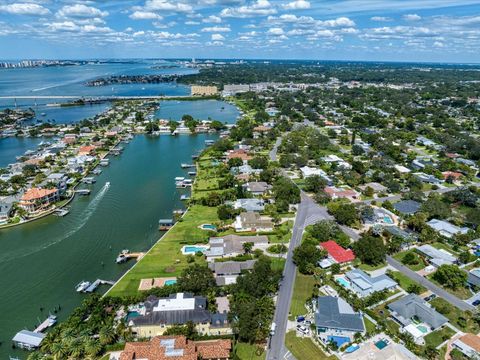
xmin=0 ymin=0 xmax=479 ymax=63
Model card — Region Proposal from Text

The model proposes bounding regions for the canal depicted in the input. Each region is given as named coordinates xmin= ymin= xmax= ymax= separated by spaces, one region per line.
xmin=0 ymin=100 xmax=239 ymax=359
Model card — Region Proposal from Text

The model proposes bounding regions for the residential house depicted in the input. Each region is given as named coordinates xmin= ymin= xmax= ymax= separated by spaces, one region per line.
xmin=208 ymin=260 xmax=256 ymax=285
xmin=416 ymin=244 xmax=456 ymax=268
xmin=231 ymin=198 xmax=265 ymax=212
xmin=467 ymin=268 xmax=480 ymax=288
xmin=342 ymin=340 xmax=417 ymax=360
xmin=0 ymin=196 xmax=16 ymax=224
xmin=204 ymin=235 xmax=268 ymax=261
xmin=242 ymin=182 xmax=271 ymax=196
xmin=393 ymin=200 xmax=421 ymax=215
xmin=226 ymin=149 xmax=252 ymax=162
xmin=414 ymin=172 xmax=442 ymax=185
xmin=345 ymin=268 xmax=397 ymax=297
xmin=388 ymin=294 xmax=448 ymax=343
xmin=19 ymin=188 xmax=59 ymax=214
xmin=78 ymin=145 xmax=96 ymax=156
xmin=324 ymin=186 xmax=359 ymax=202
xmin=117 ymin=335 xmax=231 ymax=360
xmin=45 ymin=173 xmax=68 ymax=195
xmin=314 ymin=296 xmax=365 ymax=347
xmin=359 ymin=182 xmax=388 ymax=194
xmin=300 ymin=166 xmax=333 ymax=185
xmin=322 ymin=154 xmax=352 ymax=170
xmin=452 ymin=333 xmax=480 ymax=359
xmin=234 ymin=212 xmax=273 ymax=232
xmin=230 ymin=164 xmax=261 ymax=176
xmin=426 ymin=219 xmax=469 ymax=238
xmin=320 ymin=241 xmax=355 ymax=264
xmin=442 ymin=171 xmax=463 ymax=182
xmin=127 ymin=293 xmax=231 ymax=338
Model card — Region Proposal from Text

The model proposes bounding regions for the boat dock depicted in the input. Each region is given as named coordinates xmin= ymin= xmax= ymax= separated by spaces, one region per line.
xmin=181 ymin=163 xmax=195 ymax=168
xmin=33 ymin=315 xmax=57 ymax=333
xmin=83 ymin=279 xmax=115 ymax=293
xmin=82 ymin=177 xmax=96 ymax=184
xmin=75 ymin=189 xmax=91 ymax=195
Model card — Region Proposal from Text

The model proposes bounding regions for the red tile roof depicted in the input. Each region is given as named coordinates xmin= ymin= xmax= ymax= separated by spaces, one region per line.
xmin=21 ymin=188 xmax=58 ymax=201
xmin=320 ymin=240 xmax=355 ymax=263
xmin=442 ymin=171 xmax=462 ymax=180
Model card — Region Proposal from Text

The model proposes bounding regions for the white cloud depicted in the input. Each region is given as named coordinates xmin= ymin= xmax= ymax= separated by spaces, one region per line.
xmin=143 ymin=0 xmax=192 ymax=13
xmin=203 ymin=15 xmax=222 ymax=23
xmin=371 ymin=16 xmax=392 ymax=22
xmin=0 ymin=3 xmax=49 ymax=16
xmin=130 ymin=11 xmax=163 ymax=20
xmin=283 ymin=0 xmax=310 ymax=10
xmin=433 ymin=41 xmax=445 ymax=47
xmin=267 ymin=27 xmax=284 ymax=35
xmin=185 ymin=20 xmax=200 ymax=25
xmin=57 ymin=4 xmax=108 ymax=18
xmin=319 ymin=17 xmax=355 ymax=27
xmin=201 ymin=26 xmax=231 ymax=32
xmin=211 ymin=33 xmax=225 ymax=40
xmin=403 ymin=13 xmax=422 ymax=21
xmin=221 ymin=0 xmax=276 ymax=18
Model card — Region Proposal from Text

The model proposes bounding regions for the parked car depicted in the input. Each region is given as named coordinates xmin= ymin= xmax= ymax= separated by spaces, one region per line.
xmin=424 ymin=294 xmax=436 ymax=302
xmin=297 ymin=316 xmax=305 ymax=323
xmin=472 ymin=299 xmax=480 ymax=306
xmin=296 ymin=325 xmax=308 ymax=334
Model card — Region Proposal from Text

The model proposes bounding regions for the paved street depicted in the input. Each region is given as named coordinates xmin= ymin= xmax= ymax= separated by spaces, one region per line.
xmin=387 ymin=256 xmax=476 ymax=311
xmin=266 ymin=194 xmax=330 ymax=360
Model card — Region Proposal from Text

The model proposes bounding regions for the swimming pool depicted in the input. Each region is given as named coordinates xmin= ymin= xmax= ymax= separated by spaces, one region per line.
xmin=383 ymin=216 xmax=394 ymax=224
xmin=200 ymin=224 xmax=217 ymax=231
xmin=336 ymin=277 xmax=351 ymax=289
xmin=417 ymin=325 xmax=429 ymax=333
xmin=345 ymin=344 xmax=360 ymax=353
xmin=165 ymin=279 xmax=177 ymax=286
xmin=375 ymin=340 xmax=388 ymax=349
xmin=181 ymin=245 xmax=209 ymax=254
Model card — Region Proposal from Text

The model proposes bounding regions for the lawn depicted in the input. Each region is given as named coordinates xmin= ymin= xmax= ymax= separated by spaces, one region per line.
xmin=234 ymin=342 xmax=266 ymax=360
xmin=367 ymin=300 xmax=401 ymax=336
xmin=387 ymin=271 xmax=427 ymax=294
xmin=430 ymin=298 xmax=480 ymax=333
xmin=424 ymin=326 xmax=456 ymax=348
xmin=269 ymin=221 xmax=293 ymax=244
xmin=107 ymin=205 xmax=218 ymax=297
xmin=393 ymin=250 xmax=426 ymax=271
xmin=364 ymin=316 xmax=378 ymax=335
xmin=285 ymin=332 xmax=335 ymax=360
xmin=431 ymin=241 xmax=459 ymax=255
xmin=357 ymin=262 xmax=388 ymax=272
xmin=289 ymin=270 xmax=317 ymax=319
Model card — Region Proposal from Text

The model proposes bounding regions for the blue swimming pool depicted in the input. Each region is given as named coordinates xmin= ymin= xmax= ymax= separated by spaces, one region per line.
xmin=183 ymin=245 xmax=208 ymax=254
xmin=165 ymin=279 xmax=177 ymax=286
xmin=328 ymin=336 xmax=350 ymax=347
xmin=201 ymin=224 xmax=217 ymax=230
xmin=345 ymin=344 xmax=360 ymax=353
xmin=336 ymin=277 xmax=351 ymax=289
xmin=126 ymin=311 xmax=140 ymax=321
xmin=375 ymin=340 xmax=388 ymax=349
xmin=383 ymin=216 xmax=394 ymax=224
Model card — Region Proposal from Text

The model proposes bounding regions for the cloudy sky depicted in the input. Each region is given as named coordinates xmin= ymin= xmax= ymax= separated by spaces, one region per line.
xmin=0 ymin=0 xmax=479 ymax=62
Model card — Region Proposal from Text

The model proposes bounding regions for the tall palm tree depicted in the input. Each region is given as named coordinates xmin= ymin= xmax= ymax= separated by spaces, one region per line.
xmin=51 ymin=341 xmax=67 ymax=360
xmin=99 ymin=326 xmax=117 ymax=345
xmin=85 ymin=338 xmax=103 ymax=358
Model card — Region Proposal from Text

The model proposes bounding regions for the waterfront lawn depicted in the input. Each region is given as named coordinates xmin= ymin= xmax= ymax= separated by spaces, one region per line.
xmin=430 ymin=298 xmax=480 ymax=333
xmin=234 ymin=342 xmax=266 ymax=360
xmin=388 ymin=270 xmax=427 ymax=293
xmin=289 ymin=270 xmax=316 ymax=319
xmin=108 ymin=205 xmax=218 ymax=297
xmin=424 ymin=326 xmax=456 ymax=348
xmin=285 ymin=332 xmax=335 ymax=360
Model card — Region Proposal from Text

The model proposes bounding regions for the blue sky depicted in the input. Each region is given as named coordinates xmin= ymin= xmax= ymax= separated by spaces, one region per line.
xmin=0 ymin=0 xmax=479 ymax=62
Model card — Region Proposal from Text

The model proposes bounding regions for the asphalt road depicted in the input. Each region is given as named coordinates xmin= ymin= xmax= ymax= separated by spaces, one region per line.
xmin=387 ymin=256 xmax=476 ymax=312
xmin=266 ymin=194 xmax=331 ymax=360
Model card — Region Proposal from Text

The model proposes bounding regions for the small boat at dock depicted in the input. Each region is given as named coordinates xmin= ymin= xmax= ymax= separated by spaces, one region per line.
xmin=75 ymin=281 xmax=91 ymax=293
xmin=76 ymin=189 xmax=91 ymax=196
xmin=82 ymin=177 xmax=96 ymax=184
xmin=92 ymin=169 xmax=102 ymax=175
xmin=53 ymin=208 xmax=69 ymax=217
xmin=116 ymin=249 xmax=129 ymax=264
xmin=181 ymin=163 xmax=195 ymax=168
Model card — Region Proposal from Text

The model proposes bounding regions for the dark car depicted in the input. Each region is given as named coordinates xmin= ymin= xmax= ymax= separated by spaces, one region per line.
xmin=473 ymin=300 xmax=480 ymax=306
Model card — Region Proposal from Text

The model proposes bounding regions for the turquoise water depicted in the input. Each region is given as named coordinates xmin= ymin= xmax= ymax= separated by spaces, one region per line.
xmin=417 ymin=325 xmax=429 ymax=333
xmin=336 ymin=277 xmax=351 ymax=288
xmin=184 ymin=246 xmax=208 ymax=254
xmin=201 ymin=224 xmax=217 ymax=230
xmin=165 ymin=279 xmax=177 ymax=286
xmin=345 ymin=344 xmax=360 ymax=353
xmin=375 ymin=340 xmax=388 ymax=349
xmin=383 ymin=216 xmax=394 ymax=224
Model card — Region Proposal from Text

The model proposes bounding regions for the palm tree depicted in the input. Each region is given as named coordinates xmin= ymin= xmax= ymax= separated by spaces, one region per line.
xmin=51 ymin=341 xmax=67 ymax=360
xmin=424 ymin=345 xmax=439 ymax=359
xmin=85 ymin=338 xmax=103 ymax=358
xmin=99 ymin=326 xmax=117 ymax=345
xmin=68 ymin=337 xmax=84 ymax=359
xmin=27 ymin=352 xmax=44 ymax=360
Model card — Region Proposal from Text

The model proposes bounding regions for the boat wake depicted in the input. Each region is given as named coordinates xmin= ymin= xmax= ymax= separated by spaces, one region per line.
xmin=0 ymin=182 xmax=110 ymax=263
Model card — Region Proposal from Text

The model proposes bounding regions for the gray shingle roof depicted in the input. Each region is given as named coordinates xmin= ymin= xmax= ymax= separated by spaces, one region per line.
xmin=314 ymin=296 xmax=365 ymax=332
xmin=388 ymin=294 xmax=448 ymax=329
xmin=393 ymin=200 xmax=421 ymax=215
xmin=346 ymin=268 xmax=397 ymax=293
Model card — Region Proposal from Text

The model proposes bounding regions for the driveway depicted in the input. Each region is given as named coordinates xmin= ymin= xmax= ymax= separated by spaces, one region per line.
xmin=387 ymin=256 xmax=476 ymax=312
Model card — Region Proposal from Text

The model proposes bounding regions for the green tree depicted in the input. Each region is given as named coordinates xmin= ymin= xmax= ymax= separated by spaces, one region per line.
xmin=304 ymin=175 xmax=327 ymax=193
xmin=433 ymin=264 xmax=467 ymax=290
xmin=177 ymin=264 xmax=216 ymax=295
xmin=353 ymin=235 xmax=386 ymax=265
xmin=293 ymin=242 xmax=325 ymax=274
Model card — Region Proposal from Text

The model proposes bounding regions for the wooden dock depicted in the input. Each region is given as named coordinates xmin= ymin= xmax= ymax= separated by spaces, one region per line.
xmin=84 ymin=279 xmax=115 ymax=293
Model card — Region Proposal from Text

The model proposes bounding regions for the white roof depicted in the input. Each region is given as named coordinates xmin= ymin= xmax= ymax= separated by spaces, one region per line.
xmin=153 ymin=293 xmax=195 ymax=312
xmin=12 ymin=330 xmax=45 ymax=347
xmin=394 ymin=165 xmax=411 ymax=173
xmin=404 ymin=324 xmax=425 ymax=339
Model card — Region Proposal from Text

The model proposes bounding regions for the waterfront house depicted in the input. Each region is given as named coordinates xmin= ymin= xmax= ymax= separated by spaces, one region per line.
xmin=117 ymin=335 xmax=231 ymax=360
xmin=45 ymin=173 xmax=68 ymax=195
xmin=19 ymin=187 xmax=59 ymax=214
xmin=231 ymin=198 xmax=265 ymax=212
xmin=226 ymin=149 xmax=252 ymax=162
xmin=230 ymin=164 xmax=261 ymax=176
xmin=452 ymin=334 xmax=480 ymax=359
xmin=0 ymin=196 xmax=16 ymax=224
xmin=416 ymin=244 xmax=457 ymax=267
xmin=345 ymin=268 xmax=397 ymax=297
xmin=320 ymin=240 xmax=355 ymax=264
xmin=208 ymin=260 xmax=256 ymax=285
xmin=234 ymin=211 xmax=273 ymax=232
xmin=426 ymin=219 xmax=469 ymax=238
xmin=12 ymin=330 xmax=45 ymax=350
xmin=314 ymin=296 xmax=365 ymax=347
xmin=78 ymin=145 xmax=96 ymax=156
xmin=127 ymin=293 xmax=231 ymax=338
xmin=388 ymin=294 xmax=448 ymax=343
xmin=204 ymin=234 xmax=268 ymax=261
